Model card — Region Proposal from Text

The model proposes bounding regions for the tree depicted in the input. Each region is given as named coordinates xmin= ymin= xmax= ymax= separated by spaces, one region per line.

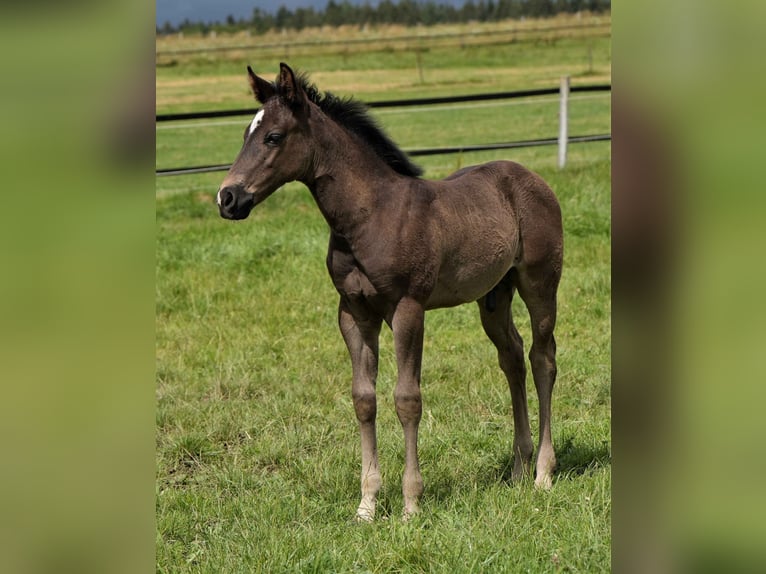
xmin=252 ymin=8 xmax=274 ymax=33
xmin=527 ymin=0 xmax=556 ymax=17
xmin=159 ymin=21 xmax=175 ymax=35
xmin=376 ymin=0 xmax=396 ymax=24
xmin=461 ymin=1 xmax=479 ymax=22
xmin=294 ymin=7 xmax=319 ymax=31
xmin=325 ymin=0 xmax=343 ymax=27
xmin=276 ymin=5 xmax=293 ymax=29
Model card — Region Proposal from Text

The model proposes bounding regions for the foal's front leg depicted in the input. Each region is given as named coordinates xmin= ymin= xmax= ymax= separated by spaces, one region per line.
xmin=338 ymin=300 xmax=382 ymax=522
xmin=391 ymin=297 xmax=426 ymax=519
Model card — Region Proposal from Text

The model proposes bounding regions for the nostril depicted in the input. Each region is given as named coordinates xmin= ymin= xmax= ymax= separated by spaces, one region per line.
xmin=217 ymin=184 xmax=252 ymax=219
xmin=219 ymin=188 xmax=235 ymax=209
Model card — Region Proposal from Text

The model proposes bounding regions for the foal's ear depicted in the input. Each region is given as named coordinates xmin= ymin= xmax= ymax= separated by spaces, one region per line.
xmin=278 ymin=62 xmax=307 ymax=111
xmin=247 ymin=65 xmax=275 ymax=104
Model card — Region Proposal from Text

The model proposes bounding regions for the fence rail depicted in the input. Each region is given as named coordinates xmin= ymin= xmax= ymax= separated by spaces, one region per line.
xmin=156 ymin=134 xmax=610 ymax=177
xmin=156 ymin=84 xmax=610 ymax=123
xmin=156 ymin=83 xmax=610 ymax=176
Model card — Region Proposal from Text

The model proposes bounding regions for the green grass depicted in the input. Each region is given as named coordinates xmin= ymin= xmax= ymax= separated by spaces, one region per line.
xmin=157 ymin=20 xmax=610 ymax=573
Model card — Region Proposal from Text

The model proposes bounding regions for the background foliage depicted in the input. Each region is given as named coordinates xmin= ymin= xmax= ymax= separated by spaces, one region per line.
xmin=158 ymin=0 xmax=611 ymax=35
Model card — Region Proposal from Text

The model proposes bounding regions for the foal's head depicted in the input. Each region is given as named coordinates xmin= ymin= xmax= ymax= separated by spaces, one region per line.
xmin=217 ymin=63 xmax=313 ymax=220
xmin=217 ymin=63 xmax=421 ymax=221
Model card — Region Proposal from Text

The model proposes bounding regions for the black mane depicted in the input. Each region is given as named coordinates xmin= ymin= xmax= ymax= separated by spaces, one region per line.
xmin=274 ymin=71 xmax=423 ymax=178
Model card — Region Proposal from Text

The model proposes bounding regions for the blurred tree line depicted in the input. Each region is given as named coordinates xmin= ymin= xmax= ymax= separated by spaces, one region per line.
xmin=158 ymin=0 xmax=610 ymax=35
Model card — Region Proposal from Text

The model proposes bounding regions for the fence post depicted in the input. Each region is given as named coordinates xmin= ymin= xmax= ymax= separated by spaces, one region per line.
xmin=558 ymin=75 xmax=570 ymax=169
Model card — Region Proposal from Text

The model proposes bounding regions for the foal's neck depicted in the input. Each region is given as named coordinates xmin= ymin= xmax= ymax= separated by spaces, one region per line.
xmin=303 ymin=113 xmax=409 ymax=240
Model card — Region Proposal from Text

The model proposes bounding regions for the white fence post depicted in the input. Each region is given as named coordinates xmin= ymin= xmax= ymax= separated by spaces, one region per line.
xmin=558 ymin=75 xmax=570 ymax=169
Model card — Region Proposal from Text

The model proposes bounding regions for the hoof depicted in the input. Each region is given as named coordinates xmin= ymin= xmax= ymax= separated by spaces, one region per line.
xmin=355 ymin=501 xmax=375 ymax=523
xmin=534 ymin=473 xmax=553 ymax=490
xmin=402 ymin=504 xmax=420 ymax=522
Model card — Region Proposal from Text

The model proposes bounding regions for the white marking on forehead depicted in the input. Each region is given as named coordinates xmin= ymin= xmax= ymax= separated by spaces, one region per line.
xmin=248 ymin=109 xmax=265 ymax=136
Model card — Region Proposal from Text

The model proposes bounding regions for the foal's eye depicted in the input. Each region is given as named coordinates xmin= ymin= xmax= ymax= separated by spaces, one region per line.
xmin=264 ymin=132 xmax=284 ymax=146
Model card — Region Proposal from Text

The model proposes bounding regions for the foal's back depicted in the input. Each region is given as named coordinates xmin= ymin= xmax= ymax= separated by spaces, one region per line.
xmin=442 ymin=160 xmax=560 ymax=222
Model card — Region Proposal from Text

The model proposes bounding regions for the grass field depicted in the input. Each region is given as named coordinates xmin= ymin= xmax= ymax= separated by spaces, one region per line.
xmin=157 ymin=14 xmax=611 ymax=573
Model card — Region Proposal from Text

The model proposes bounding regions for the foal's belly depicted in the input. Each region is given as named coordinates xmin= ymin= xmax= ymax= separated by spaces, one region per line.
xmin=425 ymin=252 xmax=515 ymax=309
xmin=423 ymin=186 xmax=520 ymax=309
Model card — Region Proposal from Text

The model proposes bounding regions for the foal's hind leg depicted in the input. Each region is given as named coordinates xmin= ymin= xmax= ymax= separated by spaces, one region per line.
xmin=517 ymin=264 xmax=560 ymax=490
xmin=338 ymin=299 xmax=383 ymax=521
xmin=478 ymin=282 xmax=534 ymax=481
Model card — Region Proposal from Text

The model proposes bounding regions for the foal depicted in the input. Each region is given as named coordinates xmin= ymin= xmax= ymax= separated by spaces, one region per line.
xmin=217 ymin=63 xmax=563 ymax=521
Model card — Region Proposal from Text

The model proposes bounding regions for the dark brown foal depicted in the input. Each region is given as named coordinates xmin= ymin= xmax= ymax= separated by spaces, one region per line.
xmin=217 ymin=63 xmax=563 ymax=520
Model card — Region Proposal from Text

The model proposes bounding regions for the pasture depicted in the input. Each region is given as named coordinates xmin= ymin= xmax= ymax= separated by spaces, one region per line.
xmin=156 ymin=14 xmax=611 ymax=573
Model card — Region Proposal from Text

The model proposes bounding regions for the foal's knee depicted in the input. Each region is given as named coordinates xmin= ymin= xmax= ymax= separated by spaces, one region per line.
xmin=393 ymin=386 xmax=422 ymax=424
xmin=352 ymin=389 xmax=377 ymax=424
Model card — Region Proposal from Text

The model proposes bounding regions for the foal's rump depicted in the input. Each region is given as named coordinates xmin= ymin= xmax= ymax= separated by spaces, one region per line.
xmin=488 ymin=160 xmax=563 ymax=275
xmin=446 ymin=160 xmax=562 ymax=265
xmin=425 ymin=161 xmax=562 ymax=309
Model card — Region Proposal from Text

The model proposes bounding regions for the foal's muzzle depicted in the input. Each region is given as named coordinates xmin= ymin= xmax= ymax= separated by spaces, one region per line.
xmin=217 ymin=184 xmax=254 ymax=220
